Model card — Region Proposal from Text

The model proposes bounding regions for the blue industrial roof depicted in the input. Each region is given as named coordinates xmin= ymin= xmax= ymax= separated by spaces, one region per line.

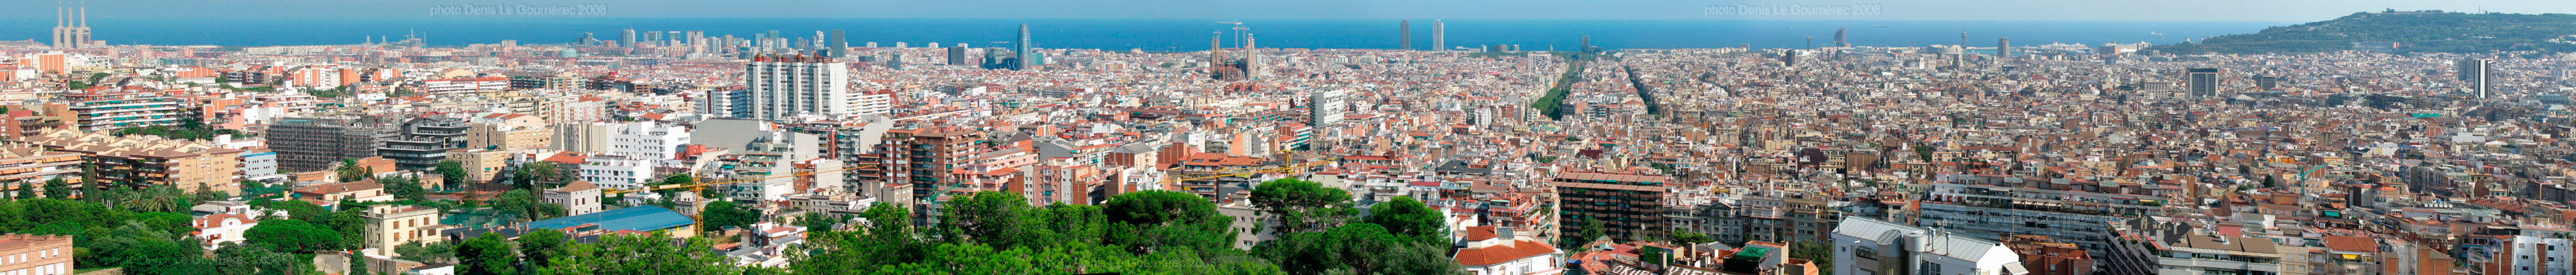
xmin=526 ymin=206 xmax=696 ymax=232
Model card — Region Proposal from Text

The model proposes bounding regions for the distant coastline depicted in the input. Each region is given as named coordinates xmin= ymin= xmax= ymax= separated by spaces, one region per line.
xmin=0 ymin=18 xmax=2287 ymax=50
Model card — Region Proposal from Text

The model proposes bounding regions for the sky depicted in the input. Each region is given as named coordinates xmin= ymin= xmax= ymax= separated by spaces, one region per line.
xmin=8 ymin=0 xmax=2572 ymax=22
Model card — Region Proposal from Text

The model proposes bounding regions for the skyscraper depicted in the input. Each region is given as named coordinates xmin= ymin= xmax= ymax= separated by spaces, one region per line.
xmin=2188 ymin=67 xmax=2221 ymax=98
xmin=1399 ymin=20 xmax=1412 ymax=50
xmin=2459 ymin=58 xmax=2491 ymax=98
xmin=947 ymin=47 xmax=968 ymax=66
xmin=619 ymin=29 xmax=637 ymax=48
xmin=745 ymin=54 xmax=854 ymax=120
xmin=1834 ymin=28 xmax=1849 ymax=47
xmin=828 ymin=30 xmax=849 ymax=58
xmin=1432 ymin=20 xmax=1445 ymax=52
xmin=51 ymin=3 xmax=90 ymax=49
xmin=1997 ymin=37 xmax=2011 ymax=61
xmin=1014 ymin=23 xmax=1034 ymax=70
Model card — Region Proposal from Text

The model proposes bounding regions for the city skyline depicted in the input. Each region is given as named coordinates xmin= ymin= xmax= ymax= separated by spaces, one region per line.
xmin=0 ymin=0 xmax=2567 ymax=22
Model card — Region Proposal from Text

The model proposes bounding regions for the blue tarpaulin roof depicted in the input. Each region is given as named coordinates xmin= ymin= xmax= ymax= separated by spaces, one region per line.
xmin=526 ymin=206 xmax=696 ymax=232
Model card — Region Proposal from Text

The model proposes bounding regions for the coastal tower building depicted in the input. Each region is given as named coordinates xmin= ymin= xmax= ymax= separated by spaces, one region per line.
xmin=1834 ymin=28 xmax=1850 ymax=47
xmin=1013 ymin=23 xmax=1034 ymax=70
xmin=1997 ymin=37 xmax=2011 ymax=60
xmin=1400 ymin=20 xmax=1412 ymax=50
xmin=1432 ymin=20 xmax=1445 ymax=51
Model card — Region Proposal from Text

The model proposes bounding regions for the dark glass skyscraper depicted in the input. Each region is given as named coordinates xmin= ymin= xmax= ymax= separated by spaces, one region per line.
xmin=619 ymin=29 xmax=637 ymax=48
xmin=2188 ymin=67 xmax=2220 ymax=98
xmin=1399 ymin=20 xmax=1411 ymax=50
xmin=828 ymin=30 xmax=848 ymax=58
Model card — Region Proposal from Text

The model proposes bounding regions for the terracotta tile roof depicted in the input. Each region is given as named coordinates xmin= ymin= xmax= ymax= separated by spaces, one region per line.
xmin=2323 ymin=235 xmax=2376 ymax=252
xmin=1464 ymin=226 xmax=1498 ymax=242
xmin=1454 ymin=239 xmax=1556 ymax=266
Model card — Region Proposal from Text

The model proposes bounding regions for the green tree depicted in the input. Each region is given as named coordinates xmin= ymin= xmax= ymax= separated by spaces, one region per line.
xmin=380 ymin=176 xmax=427 ymax=201
xmin=126 ymin=184 xmax=195 ymax=213
xmin=532 ymin=232 xmax=774 ymax=275
xmin=515 ymin=229 xmax=570 ymax=269
xmin=434 ymin=160 xmax=470 ymax=190
xmin=1794 ymin=242 xmax=1834 ymax=275
xmin=938 ymin=191 xmax=1034 ymax=248
xmin=395 ymin=241 xmax=458 ymax=264
xmin=1252 ymin=223 xmax=1461 ymax=274
xmin=80 ymin=163 xmax=103 ymax=204
xmin=1672 ymin=230 xmax=1716 ymax=244
xmin=1102 ymin=190 xmax=1232 ymax=254
xmin=269 ymin=200 xmax=330 ymax=223
xmin=1363 ymin=196 xmax=1447 ymax=243
xmin=337 ymin=159 xmax=370 ymax=182
xmin=456 ymin=232 xmax=518 ymax=275
xmin=797 ymin=212 xmax=843 ymax=232
xmin=192 ymin=184 xmax=228 ymax=203
xmin=1249 ymin=178 xmax=1355 ymax=234
xmin=348 ymin=255 xmax=370 ymax=275
xmin=41 ymin=177 xmax=68 ymax=199
xmin=491 ymin=189 xmax=566 ymax=222
xmin=327 ymin=204 xmax=369 ymax=250
xmin=14 ymin=182 xmax=32 ymax=199
xmin=1563 ymin=217 xmax=1607 ymax=248
xmin=212 ymin=244 xmax=298 ymax=275
xmin=1028 ymin=203 xmax=1109 ymax=247
xmin=243 ymin=219 xmax=341 ymax=253
xmin=698 ymin=200 xmax=759 ymax=233
xmin=791 ymin=204 xmax=927 ymax=274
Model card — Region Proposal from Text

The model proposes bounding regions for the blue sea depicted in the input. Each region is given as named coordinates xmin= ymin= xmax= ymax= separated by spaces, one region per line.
xmin=0 ymin=18 xmax=2288 ymax=50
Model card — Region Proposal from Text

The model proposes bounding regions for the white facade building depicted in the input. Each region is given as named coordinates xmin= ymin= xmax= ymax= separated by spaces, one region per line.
xmin=744 ymin=55 xmax=853 ymax=120
xmin=542 ymin=181 xmax=603 ymax=217
xmin=579 ymin=154 xmax=656 ymax=190
xmin=607 ymin=121 xmax=689 ymax=162
xmin=1832 ymin=217 xmax=2029 ymax=275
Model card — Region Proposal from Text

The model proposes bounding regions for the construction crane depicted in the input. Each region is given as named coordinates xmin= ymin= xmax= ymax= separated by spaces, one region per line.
xmin=1214 ymin=21 xmax=1245 ymax=48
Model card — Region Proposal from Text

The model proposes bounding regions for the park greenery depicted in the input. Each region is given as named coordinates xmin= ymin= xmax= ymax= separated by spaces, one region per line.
xmin=1529 ymin=60 xmax=1585 ymax=120
xmin=0 ymin=174 xmax=1466 ymax=274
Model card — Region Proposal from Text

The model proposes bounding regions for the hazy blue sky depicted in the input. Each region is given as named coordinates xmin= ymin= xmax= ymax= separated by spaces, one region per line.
xmin=12 ymin=0 xmax=2572 ymax=21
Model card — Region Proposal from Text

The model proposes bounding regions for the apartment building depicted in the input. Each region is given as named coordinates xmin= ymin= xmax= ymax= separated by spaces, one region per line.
xmin=0 ymin=144 xmax=82 ymax=188
xmin=1551 ymin=171 xmax=1672 ymax=241
xmin=0 ymin=234 xmax=73 ymax=275
xmin=361 ymin=205 xmax=445 ymax=256
xmin=60 ymin=89 xmax=181 ymax=132
xmin=14 ymin=129 xmax=244 ymax=193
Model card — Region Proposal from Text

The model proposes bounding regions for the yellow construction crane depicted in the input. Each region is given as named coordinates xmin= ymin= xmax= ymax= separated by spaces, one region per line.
xmin=607 ymin=164 xmax=878 ymax=195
